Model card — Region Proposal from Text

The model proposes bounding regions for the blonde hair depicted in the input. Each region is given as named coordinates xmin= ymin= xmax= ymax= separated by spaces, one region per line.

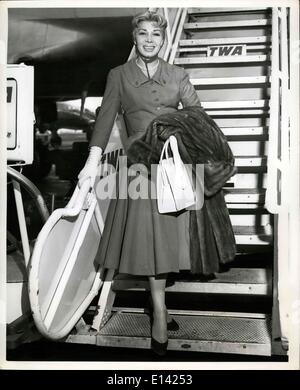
xmin=132 ymin=11 xmax=167 ymax=40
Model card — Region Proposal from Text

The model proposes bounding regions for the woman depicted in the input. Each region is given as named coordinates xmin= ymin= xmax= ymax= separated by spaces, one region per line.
xmin=78 ymin=11 xmax=203 ymax=356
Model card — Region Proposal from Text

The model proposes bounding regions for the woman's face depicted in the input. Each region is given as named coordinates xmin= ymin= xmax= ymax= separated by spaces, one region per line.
xmin=134 ymin=21 xmax=164 ymax=59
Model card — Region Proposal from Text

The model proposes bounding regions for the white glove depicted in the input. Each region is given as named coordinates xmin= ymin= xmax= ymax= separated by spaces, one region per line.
xmin=78 ymin=146 xmax=103 ymax=188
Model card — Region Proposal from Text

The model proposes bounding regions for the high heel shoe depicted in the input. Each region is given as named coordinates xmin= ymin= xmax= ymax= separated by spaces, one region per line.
xmin=147 ymin=296 xmax=179 ymax=332
xmin=149 ymin=307 xmax=168 ymax=356
xmin=151 ymin=336 xmax=168 ymax=356
xmin=166 ymin=318 xmax=179 ymax=332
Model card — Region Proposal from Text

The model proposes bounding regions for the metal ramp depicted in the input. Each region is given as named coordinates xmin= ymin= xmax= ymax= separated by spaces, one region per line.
xmin=64 ymin=7 xmax=288 ymax=357
xmin=68 ymin=311 xmax=271 ymax=356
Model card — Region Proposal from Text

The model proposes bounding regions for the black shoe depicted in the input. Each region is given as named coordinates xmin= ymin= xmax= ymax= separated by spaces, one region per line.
xmin=147 ymin=296 xmax=180 ymax=332
xmin=151 ymin=336 xmax=168 ymax=356
xmin=166 ymin=318 xmax=179 ymax=332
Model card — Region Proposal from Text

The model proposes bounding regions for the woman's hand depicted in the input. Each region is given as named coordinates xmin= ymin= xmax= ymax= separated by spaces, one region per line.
xmin=78 ymin=146 xmax=103 ymax=188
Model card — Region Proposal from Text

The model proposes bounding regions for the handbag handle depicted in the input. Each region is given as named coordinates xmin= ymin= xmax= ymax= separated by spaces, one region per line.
xmin=159 ymin=136 xmax=180 ymax=163
xmin=159 ymin=136 xmax=184 ymax=186
xmin=160 ymin=136 xmax=183 ymax=172
xmin=159 ymin=137 xmax=170 ymax=162
xmin=169 ymin=135 xmax=183 ymax=169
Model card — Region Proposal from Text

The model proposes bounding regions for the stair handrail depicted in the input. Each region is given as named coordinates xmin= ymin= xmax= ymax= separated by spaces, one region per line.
xmin=161 ymin=8 xmax=185 ymax=62
xmin=265 ymin=8 xmax=290 ymax=214
xmin=7 ymin=166 xmax=50 ymax=267
xmin=265 ymin=7 xmax=291 ymax=351
xmin=7 ymin=166 xmax=50 ymax=222
xmin=168 ymin=9 xmax=188 ymax=64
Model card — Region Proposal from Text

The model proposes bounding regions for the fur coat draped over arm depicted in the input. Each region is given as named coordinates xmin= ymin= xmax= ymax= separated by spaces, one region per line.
xmin=127 ymin=106 xmax=237 ymax=275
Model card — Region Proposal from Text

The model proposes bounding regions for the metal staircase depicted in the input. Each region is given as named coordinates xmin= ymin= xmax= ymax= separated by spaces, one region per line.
xmin=65 ymin=7 xmax=291 ymax=356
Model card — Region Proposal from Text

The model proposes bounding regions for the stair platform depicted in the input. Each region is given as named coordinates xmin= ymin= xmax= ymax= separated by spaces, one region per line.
xmin=67 ymin=311 xmax=271 ymax=356
xmin=113 ymin=267 xmax=272 ymax=296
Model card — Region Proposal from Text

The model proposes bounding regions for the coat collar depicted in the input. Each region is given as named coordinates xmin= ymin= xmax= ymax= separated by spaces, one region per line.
xmin=123 ymin=57 xmax=168 ymax=87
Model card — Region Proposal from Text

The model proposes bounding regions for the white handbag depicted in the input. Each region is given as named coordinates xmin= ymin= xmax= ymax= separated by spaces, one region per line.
xmin=157 ymin=135 xmax=196 ymax=213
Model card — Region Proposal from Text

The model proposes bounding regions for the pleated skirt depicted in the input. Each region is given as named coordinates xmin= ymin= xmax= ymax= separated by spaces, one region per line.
xmin=95 ymin=165 xmax=191 ymax=276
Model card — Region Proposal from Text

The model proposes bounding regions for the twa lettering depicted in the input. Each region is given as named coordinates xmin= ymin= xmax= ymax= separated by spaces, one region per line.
xmin=207 ymin=45 xmax=246 ymax=57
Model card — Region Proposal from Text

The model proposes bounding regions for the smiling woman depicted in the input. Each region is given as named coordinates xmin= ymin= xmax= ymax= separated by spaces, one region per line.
xmin=132 ymin=12 xmax=166 ymax=79
xmin=77 ymin=10 xmax=203 ymax=357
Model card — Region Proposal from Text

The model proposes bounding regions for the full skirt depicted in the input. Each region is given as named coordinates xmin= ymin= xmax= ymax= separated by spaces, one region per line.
xmin=95 ymin=166 xmax=191 ymax=276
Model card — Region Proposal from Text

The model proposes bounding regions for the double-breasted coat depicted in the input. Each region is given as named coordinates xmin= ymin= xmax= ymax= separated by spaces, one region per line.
xmin=91 ymin=57 xmax=204 ymax=276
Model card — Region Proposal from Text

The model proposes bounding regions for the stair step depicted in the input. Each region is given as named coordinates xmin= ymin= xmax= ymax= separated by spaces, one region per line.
xmin=180 ymin=36 xmax=271 ymax=46
xmin=70 ymin=312 xmax=271 ymax=356
xmin=221 ymin=126 xmax=268 ymax=141
xmin=229 ymin=213 xmax=271 ymax=227
xmin=226 ymin=204 xmax=267 ymax=210
xmin=179 ymin=45 xmax=269 ymax=53
xmin=110 ymin=308 xmax=268 ymax=319
xmin=229 ymin=141 xmax=268 ymax=156
xmin=221 ymin=127 xmax=268 ymax=137
xmin=184 ymin=19 xmax=271 ymax=30
xmin=188 ymin=8 xmax=269 ymax=15
xmin=191 ymin=76 xmax=269 ymax=85
xmin=113 ymin=268 xmax=271 ymax=296
xmin=234 ymin=225 xmax=273 ymax=245
xmin=214 ymin=117 xmax=270 ymax=127
xmin=224 ymin=188 xmax=265 ymax=203
xmin=227 ymin=137 xmax=268 ymax=143
xmin=235 ymin=156 xmax=267 ymax=167
xmin=226 ymin=173 xmax=267 ymax=189
xmin=206 ymin=109 xmax=268 ymax=117
xmin=202 ymin=100 xmax=269 ymax=109
xmin=174 ymin=55 xmax=269 ymax=65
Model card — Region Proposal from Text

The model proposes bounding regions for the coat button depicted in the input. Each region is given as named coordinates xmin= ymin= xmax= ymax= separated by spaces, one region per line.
xmin=157 ymin=107 xmax=161 ymax=110
xmin=135 ymin=81 xmax=139 ymax=85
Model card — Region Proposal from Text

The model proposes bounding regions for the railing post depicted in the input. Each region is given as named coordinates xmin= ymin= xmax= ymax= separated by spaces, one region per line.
xmin=169 ymin=9 xmax=187 ymax=65
xmin=12 ymin=180 xmax=31 ymax=268
xmin=287 ymin=3 xmax=300 ymax=363
xmin=265 ymin=8 xmax=280 ymax=214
